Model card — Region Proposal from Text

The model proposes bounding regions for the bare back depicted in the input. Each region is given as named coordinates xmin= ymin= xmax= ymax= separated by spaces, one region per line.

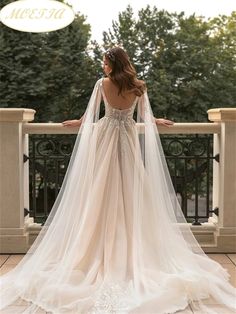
xmin=102 ymin=78 xmax=137 ymax=110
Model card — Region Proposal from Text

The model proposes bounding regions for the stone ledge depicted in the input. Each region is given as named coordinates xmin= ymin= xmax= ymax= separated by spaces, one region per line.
xmin=0 ymin=234 xmax=29 ymax=253
xmin=208 ymin=108 xmax=236 ymax=122
xmin=0 ymin=108 xmax=35 ymax=122
xmin=0 ymin=227 xmax=27 ymax=236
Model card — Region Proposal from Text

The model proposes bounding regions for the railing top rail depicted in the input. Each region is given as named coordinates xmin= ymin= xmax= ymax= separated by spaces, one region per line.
xmin=23 ymin=122 xmax=221 ymax=135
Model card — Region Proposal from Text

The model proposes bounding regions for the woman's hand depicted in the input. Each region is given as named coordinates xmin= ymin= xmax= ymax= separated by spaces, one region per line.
xmin=62 ymin=119 xmax=82 ymax=127
xmin=155 ymin=118 xmax=174 ymax=127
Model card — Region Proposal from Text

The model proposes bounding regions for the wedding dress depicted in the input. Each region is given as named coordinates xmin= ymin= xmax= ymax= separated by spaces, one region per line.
xmin=0 ymin=78 xmax=236 ymax=314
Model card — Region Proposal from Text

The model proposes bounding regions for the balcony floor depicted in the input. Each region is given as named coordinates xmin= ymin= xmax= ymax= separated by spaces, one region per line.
xmin=0 ymin=253 xmax=236 ymax=313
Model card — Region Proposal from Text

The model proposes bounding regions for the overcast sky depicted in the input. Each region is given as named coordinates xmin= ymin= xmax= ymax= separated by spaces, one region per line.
xmin=67 ymin=0 xmax=235 ymax=42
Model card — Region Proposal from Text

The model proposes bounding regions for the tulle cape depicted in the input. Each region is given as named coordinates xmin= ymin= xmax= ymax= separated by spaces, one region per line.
xmin=0 ymin=78 xmax=235 ymax=314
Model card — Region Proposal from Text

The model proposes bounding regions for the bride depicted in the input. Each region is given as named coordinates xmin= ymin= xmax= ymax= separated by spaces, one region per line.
xmin=0 ymin=46 xmax=235 ymax=314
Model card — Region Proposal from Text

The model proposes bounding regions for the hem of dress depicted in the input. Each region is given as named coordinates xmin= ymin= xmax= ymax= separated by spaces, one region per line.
xmin=19 ymin=295 xmax=54 ymax=313
xmin=17 ymin=291 xmax=232 ymax=314
xmin=18 ymin=294 xmax=192 ymax=314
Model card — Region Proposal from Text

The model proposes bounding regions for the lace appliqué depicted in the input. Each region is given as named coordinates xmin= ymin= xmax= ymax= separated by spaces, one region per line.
xmin=102 ymin=115 xmax=136 ymax=158
xmin=88 ymin=281 xmax=135 ymax=314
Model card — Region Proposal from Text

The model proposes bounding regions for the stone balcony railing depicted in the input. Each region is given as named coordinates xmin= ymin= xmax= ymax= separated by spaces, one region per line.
xmin=0 ymin=108 xmax=236 ymax=254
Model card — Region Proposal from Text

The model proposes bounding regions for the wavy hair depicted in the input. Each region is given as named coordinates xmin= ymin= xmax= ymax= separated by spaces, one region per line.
xmin=104 ymin=47 xmax=146 ymax=97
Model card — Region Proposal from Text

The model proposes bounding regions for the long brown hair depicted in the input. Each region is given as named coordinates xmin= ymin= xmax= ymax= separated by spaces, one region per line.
xmin=104 ymin=47 xmax=146 ymax=96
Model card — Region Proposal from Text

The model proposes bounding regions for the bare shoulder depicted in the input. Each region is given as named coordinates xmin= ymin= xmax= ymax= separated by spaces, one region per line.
xmin=103 ymin=77 xmax=113 ymax=87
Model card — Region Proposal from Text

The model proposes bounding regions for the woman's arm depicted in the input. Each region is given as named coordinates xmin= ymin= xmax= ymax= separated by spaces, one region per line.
xmin=62 ymin=114 xmax=84 ymax=127
xmin=155 ymin=118 xmax=174 ymax=127
xmin=62 ymin=78 xmax=102 ymax=127
xmin=138 ymin=92 xmax=174 ymax=127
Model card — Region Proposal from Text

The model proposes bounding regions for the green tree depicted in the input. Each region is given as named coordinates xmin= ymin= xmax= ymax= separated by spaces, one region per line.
xmin=0 ymin=0 xmax=99 ymax=122
xmin=204 ymin=13 xmax=236 ymax=109
xmin=102 ymin=6 xmax=236 ymax=121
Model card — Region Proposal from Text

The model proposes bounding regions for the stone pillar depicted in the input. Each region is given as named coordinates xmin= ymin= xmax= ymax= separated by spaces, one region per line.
xmin=208 ymin=108 xmax=236 ymax=252
xmin=0 ymin=108 xmax=35 ymax=253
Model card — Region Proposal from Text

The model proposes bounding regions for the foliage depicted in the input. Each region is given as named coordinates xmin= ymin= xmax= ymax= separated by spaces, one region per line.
xmin=102 ymin=6 xmax=236 ymax=121
xmin=0 ymin=2 xmax=235 ymax=122
xmin=0 ymin=0 xmax=99 ymax=122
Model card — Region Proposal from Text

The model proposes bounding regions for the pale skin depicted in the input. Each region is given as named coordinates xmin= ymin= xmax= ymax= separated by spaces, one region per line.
xmin=62 ymin=57 xmax=174 ymax=128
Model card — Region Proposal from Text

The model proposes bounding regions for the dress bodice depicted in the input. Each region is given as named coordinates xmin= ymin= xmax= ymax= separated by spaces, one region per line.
xmin=99 ymin=78 xmax=137 ymax=122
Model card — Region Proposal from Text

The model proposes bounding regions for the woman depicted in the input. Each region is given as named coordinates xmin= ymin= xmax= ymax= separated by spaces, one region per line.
xmin=0 ymin=47 xmax=235 ymax=314
xmin=62 ymin=48 xmax=173 ymax=128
